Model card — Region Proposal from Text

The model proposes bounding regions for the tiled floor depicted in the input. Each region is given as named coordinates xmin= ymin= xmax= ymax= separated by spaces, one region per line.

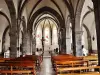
xmin=38 ymin=57 xmax=55 ymax=75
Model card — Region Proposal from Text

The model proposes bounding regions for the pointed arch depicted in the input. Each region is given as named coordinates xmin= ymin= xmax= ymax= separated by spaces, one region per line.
xmin=2 ymin=26 xmax=9 ymax=53
xmin=83 ymin=24 xmax=92 ymax=53
xmin=27 ymin=6 xmax=64 ymax=33
xmin=0 ymin=11 xmax=11 ymax=26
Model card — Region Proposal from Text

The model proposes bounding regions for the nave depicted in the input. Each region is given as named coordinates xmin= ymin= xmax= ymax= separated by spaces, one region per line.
xmin=1 ymin=0 xmax=100 ymax=75
xmin=38 ymin=57 xmax=55 ymax=75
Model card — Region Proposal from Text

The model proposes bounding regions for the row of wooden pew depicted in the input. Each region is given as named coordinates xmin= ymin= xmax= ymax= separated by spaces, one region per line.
xmin=51 ymin=54 xmax=99 ymax=75
xmin=0 ymin=55 xmax=42 ymax=75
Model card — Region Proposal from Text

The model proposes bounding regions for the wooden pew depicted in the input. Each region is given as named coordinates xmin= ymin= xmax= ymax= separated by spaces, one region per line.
xmin=56 ymin=66 xmax=100 ymax=75
xmin=83 ymin=55 xmax=98 ymax=66
xmin=55 ymin=60 xmax=88 ymax=67
xmin=0 ymin=55 xmax=38 ymax=75
xmin=58 ymin=73 xmax=100 ymax=75
xmin=51 ymin=54 xmax=83 ymax=70
xmin=0 ymin=57 xmax=12 ymax=62
xmin=83 ymin=55 xmax=98 ymax=61
xmin=51 ymin=54 xmax=83 ymax=63
xmin=0 ymin=64 xmax=35 ymax=75
xmin=51 ymin=54 xmax=99 ymax=75
xmin=5 ymin=55 xmax=38 ymax=66
xmin=11 ymin=55 xmax=42 ymax=70
xmin=0 ymin=59 xmax=36 ymax=75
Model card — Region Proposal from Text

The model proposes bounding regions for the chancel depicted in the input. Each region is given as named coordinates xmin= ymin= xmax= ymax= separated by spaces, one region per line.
xmin=0 ymin=0 xmax=100 ymax=75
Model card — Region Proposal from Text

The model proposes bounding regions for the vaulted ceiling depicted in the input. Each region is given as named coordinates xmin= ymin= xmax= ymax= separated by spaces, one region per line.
xmin=0 ymin=0 xmax=83 ymax=28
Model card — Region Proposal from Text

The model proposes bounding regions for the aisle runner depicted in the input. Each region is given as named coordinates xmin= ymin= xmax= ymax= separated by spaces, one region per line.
xmin=38 ymin=57 xmax=55 ymax=75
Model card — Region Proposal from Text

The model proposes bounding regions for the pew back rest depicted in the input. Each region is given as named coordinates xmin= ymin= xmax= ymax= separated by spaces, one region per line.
xmin=57 ymin=66 xmax=100 ymax=74
xmin=0 ymin=61 xmax=36 ymax=74
xmin=8 ymin=55 xmax=37 ymax=62
xmin=51 ymin=55 xmax=83 ymax=61
xmin=83 ymin=55 xmax=98 ymax=61
xmin=0 ymin=57 xmax=13 ymax=62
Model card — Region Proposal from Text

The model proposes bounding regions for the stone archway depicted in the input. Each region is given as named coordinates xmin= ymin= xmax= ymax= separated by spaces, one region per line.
xmin=82 ymin=24 xmax=92 ymax=53
xmin=75 ymin=0 xmax=85 ymax=56
xmin=92 ymin=0 xmax=100 ymax=65
xmin=35 ymin=16 xmax=59 ymax=56
xmin=66 ymin=16 xmax=72 ymax=54
xmin=82 ymin=9 xmax=94 ymax=54
xmin=0 ymin=11 xmax=11 ymax=57
xmin=2 ymin=26 xmax=9 ymax=57
xmin=5 ymin=0 xmax=17 ymax=58
xmin=28 ymin=6 xmax=66 ymax=54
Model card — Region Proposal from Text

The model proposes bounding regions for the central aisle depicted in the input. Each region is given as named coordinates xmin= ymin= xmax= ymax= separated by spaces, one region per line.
xmin=38 ymin=57 xmax=55 ymax=75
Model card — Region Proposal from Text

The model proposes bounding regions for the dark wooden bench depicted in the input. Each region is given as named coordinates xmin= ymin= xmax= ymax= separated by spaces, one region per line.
xmin=57 ymin=73 xmax=100 ymax=75
xmin=51 ymin=54 xmax=83 ymax=71
xmin=0 ymin=56 xmax=37 ymax=75
xmin=55 ymin=60 xmax=88 ymax=67
xmin=51 ymin=54 xmax=83 ymax=65
xmin=0 ymin=57 xmax=12 ymax=62
xmin=83 ymin=55 xmax=98 ymax=66
xmin=0 ymin=61 xmax=36 ymax=75
xmin=56 ymin=66 xmax=100 ymax=75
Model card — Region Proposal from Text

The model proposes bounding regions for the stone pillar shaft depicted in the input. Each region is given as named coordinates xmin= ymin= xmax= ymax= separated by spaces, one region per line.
xmin=66 ymin=16 xmax=71 ymax=54
xmin=92 ymin=0 xmax=100 ymax=65
xmin=60 ymin=28 xmax=66 ymax=54
xmin=10 ymin=23 xmax=17 ymax=58
xmin=22 ymin=32 xmax=31 ymax=55
xmin=66 ymin=37 xmax=71 ymax=54
xmin=75 ymin=31 xmax=83 ymax=56
xmin=9 ymin=13 xmax=18 ymax=58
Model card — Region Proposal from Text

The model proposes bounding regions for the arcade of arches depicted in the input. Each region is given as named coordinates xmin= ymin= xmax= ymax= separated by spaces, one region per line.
xmin=0 ymin=0 xmax=100 ymax=74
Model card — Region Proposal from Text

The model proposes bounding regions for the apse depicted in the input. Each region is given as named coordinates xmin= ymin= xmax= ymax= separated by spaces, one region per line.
xmin=35 ymin=15 xmax=58 ymax=51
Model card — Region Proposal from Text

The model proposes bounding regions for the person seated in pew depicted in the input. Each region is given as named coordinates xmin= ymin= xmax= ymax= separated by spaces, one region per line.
xmin=55 ymin=48 xmax=59 ymax=54
xmin=39 ymin=48 xmax=43 ymax=55
xmin=35 ymin=48 xmax=39 ymax=55
xmin=82 ymin=45 xmax=88 ymax=56
xmin=35 ymin=48 xmax=43 ymax=63
xmin=35 ymin=48 xmax=43 ymax=70
xmin=35 ymin=48 xmax=43 ymax=56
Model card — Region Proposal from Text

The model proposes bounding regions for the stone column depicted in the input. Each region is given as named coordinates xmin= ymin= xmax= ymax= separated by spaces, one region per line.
xmin=21 ymin=17 xmax=31 ymax=55
xmin=87 ymin=36 xmax=92 ymax=53
xmin=75 ymin=31 xmax=83 ymax=56
xmin=22 ymin=31 xmax=31 ymax=55
xmin=10 ymin=19 xmax=17 ymax=58
xmin=66 ymin=16 xmax=71 ymax=54
xmin=61 ymin=28 xmax=66 ymax=54
xmin=92 ymin=0 xmax=100 ymax=65
xmin=71 ymin=19 xmax=76 ymax=56
xmin=66 ymin=37 xmax=71 ymax=54
xmin=32 ymin=37 xmax=36 ymax=55
xmin=22 ymin=32 xmax=27 ymax=55
xmin=26 ymin=31 xmax=31 ymax=55
xmin=5 ymin=0 xmax=18 ymax=58
xmin=10 ymin=28 xmax=17 ymax=58
xmin=31 ymin=32 xmax=36 ymax=55
xmin=58 ymin=33 xmax=61 ymax=53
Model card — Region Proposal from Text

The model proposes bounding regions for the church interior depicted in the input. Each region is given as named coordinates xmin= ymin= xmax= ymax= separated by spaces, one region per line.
xmin=0 ymin=0 xmax=100 ymax=75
